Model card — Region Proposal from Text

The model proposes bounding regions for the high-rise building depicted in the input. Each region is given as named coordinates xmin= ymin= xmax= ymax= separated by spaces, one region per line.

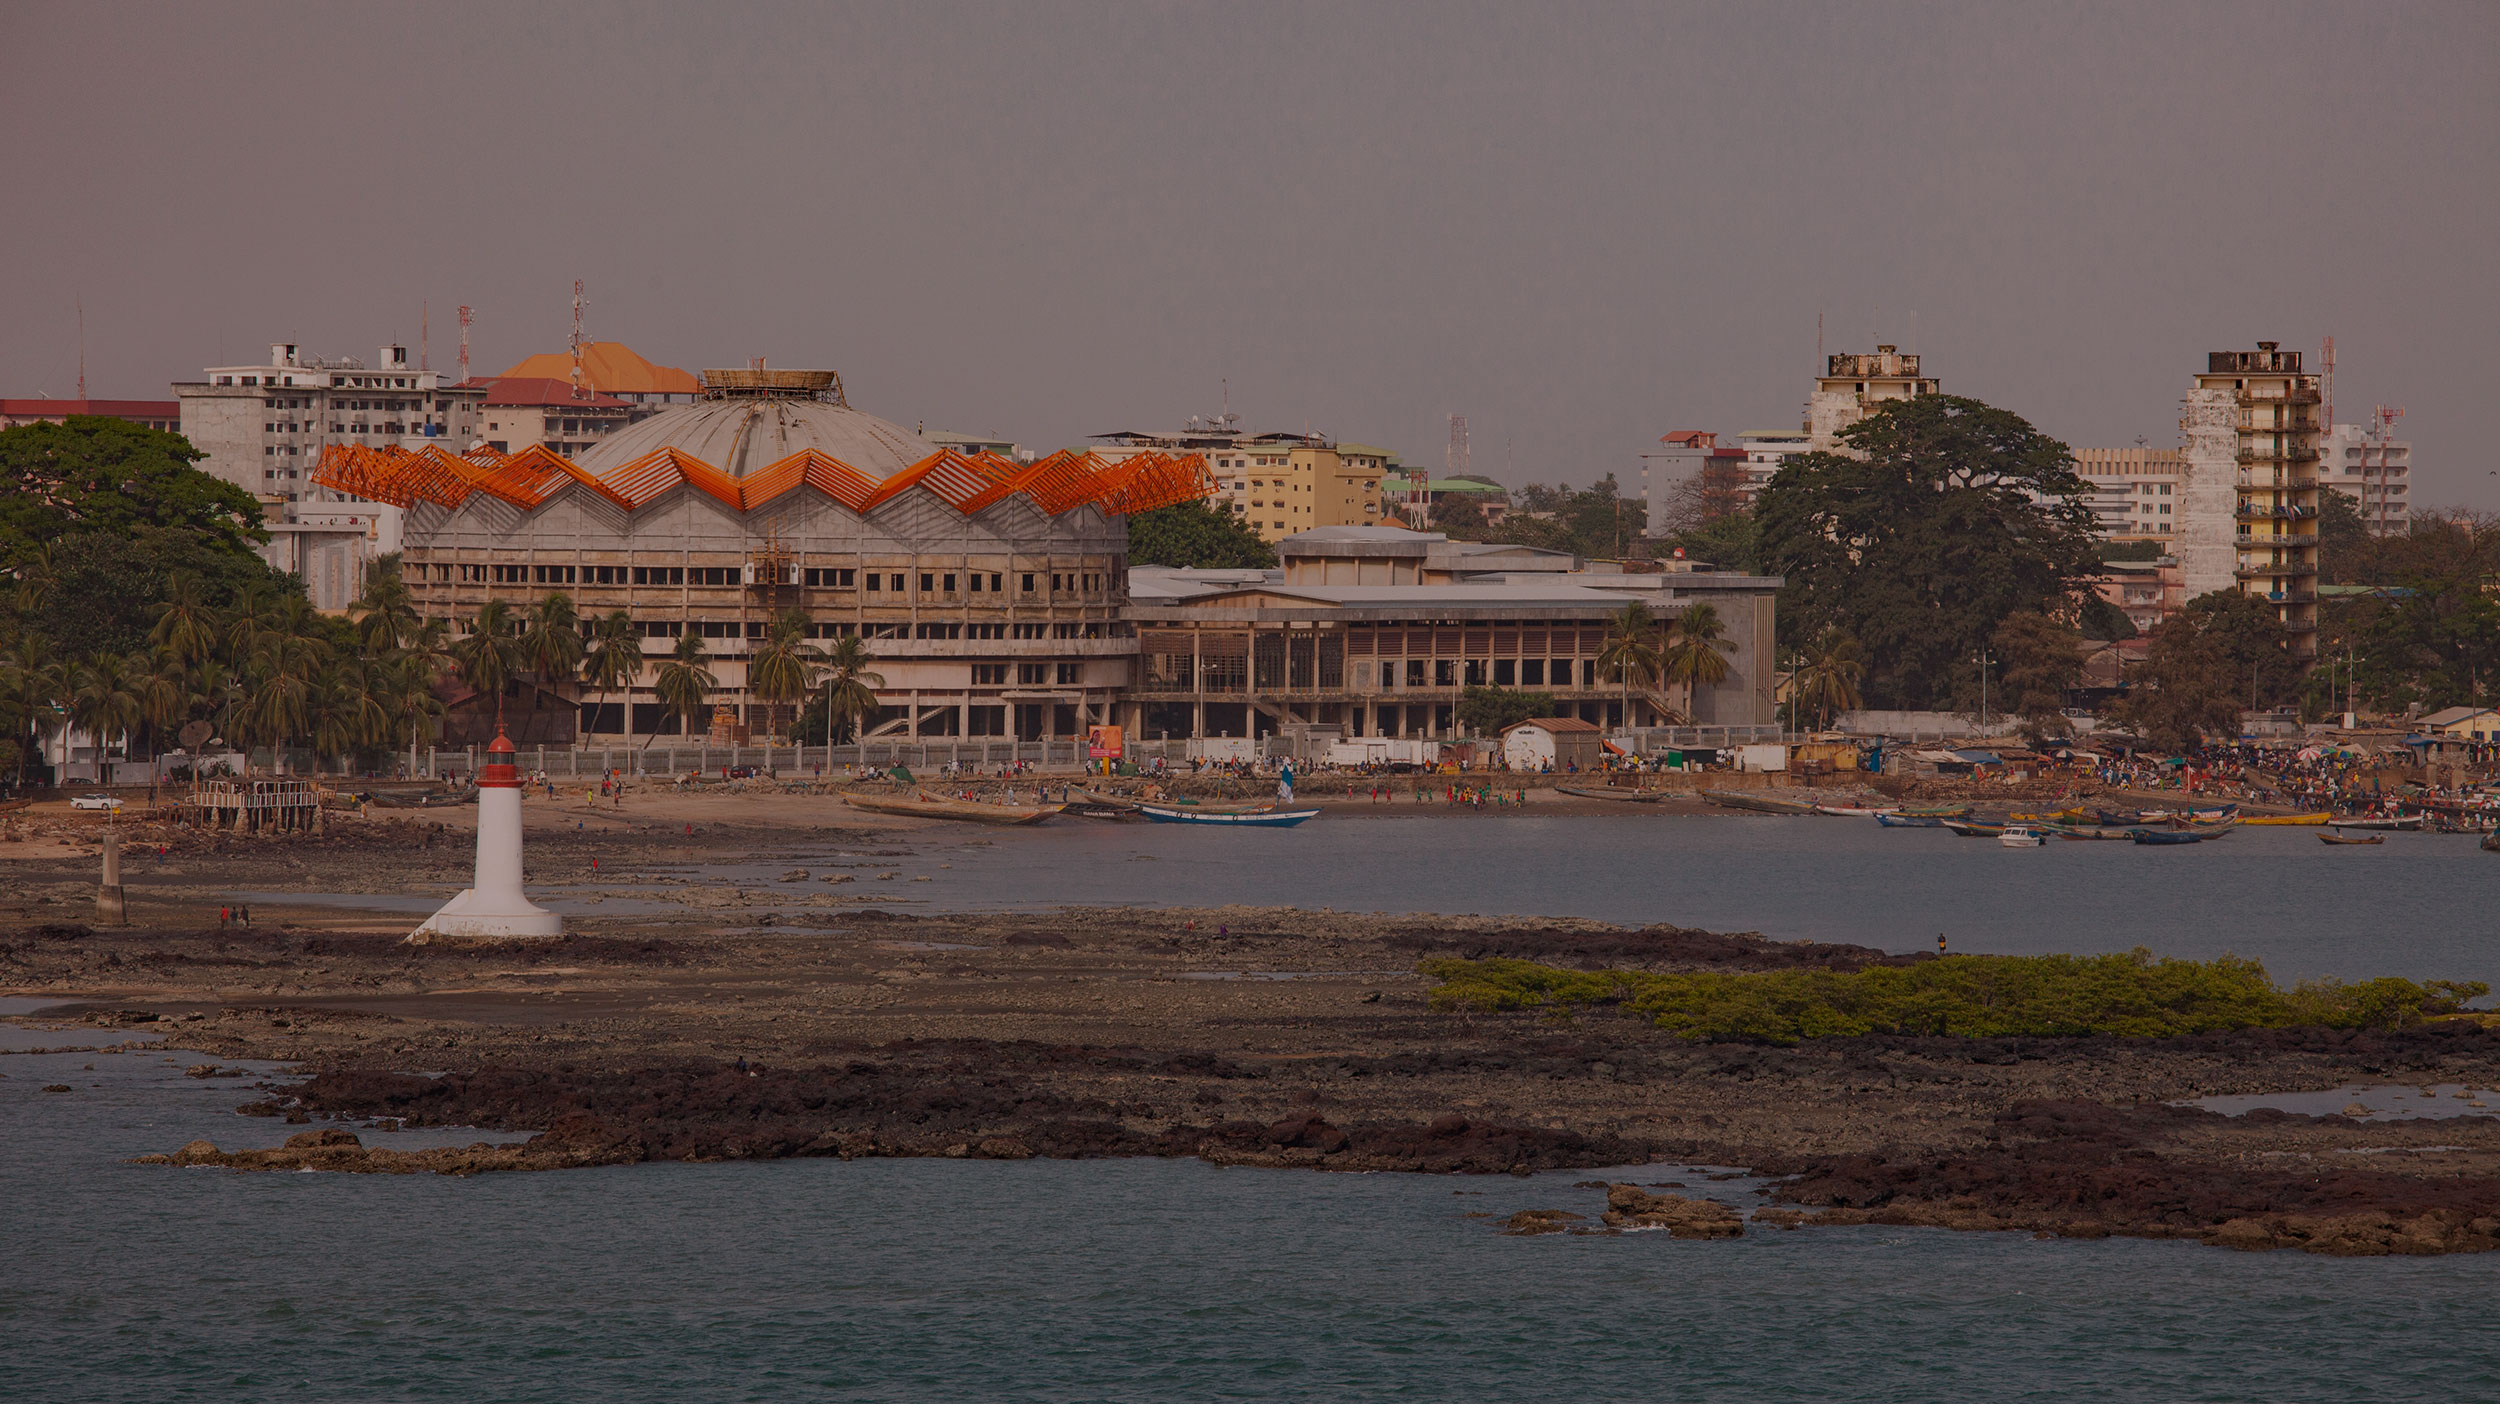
xmin=2075 ymin=448 xmax=2185 ymax=541
xmin=1094 ymin=424 xmax=1385 ymax=543
xmin=2179 ymin=342 xmax=2320 ymax=655
xmin=1640 ymin=431 xmax=1747 ymax=536
xmin=2318 ymin=417 xmax=2411 ymax=536
xmin=1807 ymin=345 xmax=1939 ymax=448
xmin=174 ymin=342 xmax=486 ymax=503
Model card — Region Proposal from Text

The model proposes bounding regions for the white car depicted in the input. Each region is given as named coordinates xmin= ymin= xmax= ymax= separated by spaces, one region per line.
xmin=69 ymin=794 xmax=121 ymax=812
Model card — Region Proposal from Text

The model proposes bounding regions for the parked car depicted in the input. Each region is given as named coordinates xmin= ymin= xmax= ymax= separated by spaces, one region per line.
xmin=69 ymin=794 xmax=122 ymax=812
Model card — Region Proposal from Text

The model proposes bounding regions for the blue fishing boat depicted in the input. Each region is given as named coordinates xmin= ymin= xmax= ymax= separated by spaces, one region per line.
xmin=1138 ymin=804 xmax=1320 ymax=828
xmin=2131 ymin=827 xmax=2204 ymax=845
xmin=1875 ymin=812 xmax=1942 ymax=828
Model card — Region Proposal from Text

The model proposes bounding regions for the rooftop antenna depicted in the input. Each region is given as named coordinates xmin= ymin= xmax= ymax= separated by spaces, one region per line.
xmin=569 ymin=279 xmax=586 ymax=399
xmin=457 ymin=305 xmax=473 ymax=383
xmin=1816 ymin=311 xmax=1823 ymax=366
xmin=2320 ymin=335 xmax=2336 ymax=434
xmin=75 ymin=295 xmax=86 ymax=403
xmin=420 ymin=300 xmax=430 ymax=373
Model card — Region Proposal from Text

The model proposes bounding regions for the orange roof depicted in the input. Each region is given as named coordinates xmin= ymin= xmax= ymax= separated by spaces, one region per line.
xmin=499 ymin=342 xmax=700 ymax=397
xmin=313 ymin=443 xmax=1210 ymax=522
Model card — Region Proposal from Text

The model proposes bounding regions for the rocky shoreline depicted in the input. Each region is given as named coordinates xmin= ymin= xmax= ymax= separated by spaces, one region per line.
xmin=7 ymin=826 xmax=2500 ymax=1256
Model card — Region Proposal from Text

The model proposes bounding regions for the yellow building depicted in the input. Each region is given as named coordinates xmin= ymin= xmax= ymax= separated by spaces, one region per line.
xmin=1099 ymin=427 xmax=1387 ymax=544
xmin=2181 ymin=342 xmax=2320 ymax=656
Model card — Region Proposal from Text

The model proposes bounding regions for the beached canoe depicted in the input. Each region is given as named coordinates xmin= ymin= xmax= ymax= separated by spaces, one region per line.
xmin=2329 ymin=815 xmax=2423 ymax=831
xmin=1706 ymin=793 xmax=1820 ymax=816
xmin=1899 ymin=804 xmax=1974 ymax=819
xmin=1558 ymin=786 xmax=1670 ymax=803
xmin=2131 ymin=828 xmax=2204 ymax=846
xmin=1941 ymin=819 xmax=2007 ymax=837
xmin=2320 ymin=833 xmax=2384 ymax=845
xmin=1813 ymin=803 xmax=1901 ymax=817
xmin=1138 ymin=804 xmax=1319 ymax=828
xmin=2240 ymin=812 xmax=2332 ymax=826
xmin=844 ymin=792 xmax=1062 ymax=825
xmin=1876 ymin=812 xmax=1942 ymax=828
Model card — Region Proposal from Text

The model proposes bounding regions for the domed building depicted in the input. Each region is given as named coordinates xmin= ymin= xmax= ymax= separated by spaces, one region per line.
xmin=319 ymin=368 xmax=1207 ymax=743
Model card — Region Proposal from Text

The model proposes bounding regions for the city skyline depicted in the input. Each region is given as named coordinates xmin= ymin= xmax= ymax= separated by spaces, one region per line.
xmin=3 ymin=1 xmax=2492 ymax=499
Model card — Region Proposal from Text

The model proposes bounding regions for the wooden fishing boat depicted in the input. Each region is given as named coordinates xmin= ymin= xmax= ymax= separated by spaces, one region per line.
xmin=1899 ymin=803 xmax=1973 ymax=818
xmin=1706 ymin=792 xmax=1819 ymax=816
xmin=2329 ymin=814 xmax=2423 ymax=831
xmin=2131 ymin=827 xmax=2204 ymax=846
xmin=1941 ymin=819 xmax=2007 ymax=838
xmin=2320 ymin=833 xmax=2384 ymax=846
xmin=1559 ymin=786 xmax=1670 ymax=803
xmin=2047 ymin=824 xmax=2137 ymax=841
xmin=1812 ymin=803 xmax=1900 ymax=817
xmin=1875 ymin=812 xmax=1942 ymax=828
xmin=1138 ymin=804 xmax=1320 ymax=828
xmin=843 ymin=791 xmax=1062 ymax=826
xmin=2240 ymin=812 xmax=2332 ymax=826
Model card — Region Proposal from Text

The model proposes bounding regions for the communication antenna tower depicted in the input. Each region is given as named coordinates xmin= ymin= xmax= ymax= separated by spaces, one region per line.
xmin=1437 ymin=414 xmax=1469 ymax=518
xmin=420 ymin=301 xmax=430 ymax=372
xmin=2320 ymin=335 xmax=2335 ymax=434
xmin=75 ymin=295 xmax=87 ymax=403
xmin=457 ymin=305 xmax=473 ymax=383
xmin=569 ymin=279 xmax=587 ymax=399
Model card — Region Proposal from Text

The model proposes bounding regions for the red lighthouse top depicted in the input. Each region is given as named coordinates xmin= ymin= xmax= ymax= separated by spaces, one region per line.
xmin=479 ymin=724 xmax=520 ymax=789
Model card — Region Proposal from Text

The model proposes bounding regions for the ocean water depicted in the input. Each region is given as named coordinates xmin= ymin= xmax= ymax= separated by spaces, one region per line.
xmin=7 ymin=1031 xmax=2500 ymax=1402
xmin=524 ymin=814 xmax=2496 ymax=987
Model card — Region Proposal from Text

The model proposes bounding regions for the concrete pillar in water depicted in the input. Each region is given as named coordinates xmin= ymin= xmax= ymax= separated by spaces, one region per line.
xmin=410 ymin=724 xmax=561 ymax=941
xmin=96 ymin=828 xmax=126 ymax=925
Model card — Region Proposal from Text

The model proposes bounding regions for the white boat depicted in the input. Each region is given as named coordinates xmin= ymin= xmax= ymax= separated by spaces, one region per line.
xmin=1812 ymin=803 xmax=1901 ymax=817
xmin=1999 ymin=824 xmax=2048 ymax=848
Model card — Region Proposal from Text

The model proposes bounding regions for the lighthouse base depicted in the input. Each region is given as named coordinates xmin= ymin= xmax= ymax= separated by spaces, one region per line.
xmin=410 ymin=888 xmax=564 ymax=942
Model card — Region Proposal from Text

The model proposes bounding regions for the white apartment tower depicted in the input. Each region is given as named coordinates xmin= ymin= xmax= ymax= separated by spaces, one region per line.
xmin=2179 ymin=342 xmax=2320 ymax=656
xmin=2075 ymin=448 xmax=2185 ymax=541
xmin=174 ymin=342 xmax=486 ymax=504
xmin=2318 ymin=417 xmax=2411 ymax=536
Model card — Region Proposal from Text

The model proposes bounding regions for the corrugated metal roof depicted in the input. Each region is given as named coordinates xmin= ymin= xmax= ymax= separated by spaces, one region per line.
xmin=499 ymin=342 xmax=700 ymax=396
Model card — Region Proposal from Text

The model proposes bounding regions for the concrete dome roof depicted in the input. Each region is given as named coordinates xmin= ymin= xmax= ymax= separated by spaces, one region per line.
xmin=573 ymin=396 xmax=935 ymax=480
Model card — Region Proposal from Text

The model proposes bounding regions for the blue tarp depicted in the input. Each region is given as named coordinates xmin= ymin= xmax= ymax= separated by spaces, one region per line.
xmin=1950 ymin=749 xmax=2002 ymax=764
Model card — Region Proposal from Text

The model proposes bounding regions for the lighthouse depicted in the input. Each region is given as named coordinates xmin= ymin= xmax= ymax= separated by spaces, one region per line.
xmin=412 ymin=724 xmax=562 ymax=941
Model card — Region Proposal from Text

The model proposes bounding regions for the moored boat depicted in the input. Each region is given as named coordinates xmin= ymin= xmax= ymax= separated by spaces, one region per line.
xmin=2329 ymin=814 xmax=2423 ymax=831
xmin=843 ymin=791 xmax=1063 ymax=825
xmin=2240 ymin=812 xmax=2332 ymax=826
xmin=1941 ymin=819 xmax=2007 ymax=837
xmin=2131 ymin=827 xmax=2204 ymax=846
xmin=1706 ymin=793 xmax=1820 ymax=816
xmin=1138 ymin=804 xmax=1320 ymax=828
xmin=1999 ymin=824 xmax=2047 ymax=848
xmin=1558 ymin=786 xmax=1670 ymax=803
xmin=1813 ymin=803 xmax=1900 ymax=817
xmin=1875 ymin=812 xmax=1942 ymax=828
xmin=2320 ymin=833 xmax=2384 ymax=845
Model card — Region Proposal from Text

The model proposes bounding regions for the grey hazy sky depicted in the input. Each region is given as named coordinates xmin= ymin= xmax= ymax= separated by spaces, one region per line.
xmin=5 ymin=2 xmax=2494 ymax=498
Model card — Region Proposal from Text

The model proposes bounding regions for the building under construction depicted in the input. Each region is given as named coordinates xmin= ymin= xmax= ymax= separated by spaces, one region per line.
xmin=317 ymin=367 xmax=1209 ymax=742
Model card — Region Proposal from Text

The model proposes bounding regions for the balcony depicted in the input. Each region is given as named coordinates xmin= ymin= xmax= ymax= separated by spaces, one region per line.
xmin=2235 ymin=388 xmax=2323 ymax=407
xmin=2235 ymin=563 xmax=2319 ymax=580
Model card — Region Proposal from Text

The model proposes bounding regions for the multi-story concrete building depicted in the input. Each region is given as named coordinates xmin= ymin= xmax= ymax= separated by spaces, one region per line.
xmin=174 ymin=342 xmax=486 ymax=503
xmin=498 ymin=342 xmax=700 ymax=423
xmin=323 ymin=368 xmax=1207 ymax=744
xmin=2088 ymin=557 xmax=2186 ymax=635
xmin=1807 ymin=345 xmax=1939 ymax=448
xmin=1730 ymin=430 xmax=1814 ymax=505
xmin=2180 ymin=342 xmax=2320 ymax=654
xmin=1095 ymin=423 xmax=1385 ymax=543
xmin=2075 ymin=447 xmax=2185 ymax=541
xmin=1640 ymin=430 xmax=1748 ymax=535
xmin=1124 ymin=526 xmax=1780 ymax=742
xmin=475 ymin=377 xmax=632 ymax=457
xmin=1 ymin=398 xmax=180 ymax=432
xmin=2319 ymin=418 xmax=2411 ymax=536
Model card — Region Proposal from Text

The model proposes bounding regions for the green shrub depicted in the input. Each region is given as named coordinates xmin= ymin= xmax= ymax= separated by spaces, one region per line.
xmin=1421 ymin=949 xmax=2486 ymax=1044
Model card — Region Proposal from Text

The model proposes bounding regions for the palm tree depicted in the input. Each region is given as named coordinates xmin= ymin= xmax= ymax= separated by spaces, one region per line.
xmin=1790 ymin=626 xmax=1867 ymax=732
xmin=150 ymin=572 xmax=221 ymax=667
xmin=1 ymin=636 xmax=67 ymax=789
xmin=746 ymin=609 xmax=824 ymax=740
xmin=651 ymin=631 xmax=717 ymax=749
xmin=378 ymin=652 xmax=447 ymax=779
xmin=239 ymin=633 xmax=329 ymax=773
xmin=580 ymin=609 xmax=642 ymax=749
xmin=1593 ymin=602 xmax=1666 ymax=730
xmin=350 ymin=555 xmax=420 ymax=656
xmin=450 ymin=598 xmax=527 ymax=721
xmin=1661 ymin=602 xmax=1734 ymax=723
xmin=517 ymin=592 xmax=584 ymax=742
xmin=9 ymin=543 xmax=57 ymax=616
xmin=68 ymin=652 xmax=146 ymax=786
xmin=816 ymin=633 xmax=885 ymax=746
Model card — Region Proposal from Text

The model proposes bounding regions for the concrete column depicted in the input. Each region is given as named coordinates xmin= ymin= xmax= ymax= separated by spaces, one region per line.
xmin=96 ymin=829 xmax=126 ymax=925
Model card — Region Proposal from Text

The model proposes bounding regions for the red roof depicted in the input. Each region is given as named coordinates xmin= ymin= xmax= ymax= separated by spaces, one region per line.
xmin=2 ymin=399 xmax=180 ymax=418
xmin=1659 ymin=430 xmax=1718 ymax=447
xmin=476 ymin=377 xmax=628 ymax=410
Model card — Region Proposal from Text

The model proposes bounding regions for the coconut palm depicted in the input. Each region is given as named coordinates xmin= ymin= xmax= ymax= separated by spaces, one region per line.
xmin=0 ymin=635 xmax=67 ymax=788
xmin=747 ymin=609 xmax=823 ymax=740
xmin=515 ymin=592 xmax=584 ymax=743
xmin=68 ymin=651 xmax=146 ymax=786
xmin=238 ymin=632 xmax=329 ymax=773
xmin=450 ymin=597 xmax=527 ymax=716
xmin=1661 ymin=602 xmax=1734 ymax=723
xmin=651 ymin=631 xmax=717 ymax=748
xmin=816 ymin=633 xmax=885 ymax=745
xmin=580 ymin=609 xmax=642 ymax=748
xmin=9 ymin=544 xmax=57 ymax=615
xmin=349 ymin=555 xmax=420 ymax=656
xmin=150 ymin=572 xmax=221 ymax=667
xmin=378 ymin=652 xmax=447 ymax=779
xmin=1593 ymin=602 xmax=1666 ymax=729
xmin=1790 ymin=626 xmax=1867 ymax=732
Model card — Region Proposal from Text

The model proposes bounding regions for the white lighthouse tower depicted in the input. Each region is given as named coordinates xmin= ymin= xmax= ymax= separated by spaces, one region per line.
xmin=412 ymin=724 xmax=562 ymax=940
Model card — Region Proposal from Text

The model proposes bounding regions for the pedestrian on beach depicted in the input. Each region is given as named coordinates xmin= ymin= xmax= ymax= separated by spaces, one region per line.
xmin=239 ymin=905 xmax=251 ymax=928
xmin=219 ymin=906 xmax=230 ymax=928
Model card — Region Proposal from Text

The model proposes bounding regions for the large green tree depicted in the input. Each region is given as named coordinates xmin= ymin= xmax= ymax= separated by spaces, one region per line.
xmin=1127 ymin=501 xmax=1278 ymax=569
xmin=0 ymin=416 xmax=265 ymax=557
xmin=1754 ymin=395 xmax=2102 ymax=709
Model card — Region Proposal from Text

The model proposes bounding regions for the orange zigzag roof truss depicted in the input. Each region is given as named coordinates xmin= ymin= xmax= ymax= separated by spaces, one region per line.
xmin=313 ymin=443 xmax=1211 ymax=518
